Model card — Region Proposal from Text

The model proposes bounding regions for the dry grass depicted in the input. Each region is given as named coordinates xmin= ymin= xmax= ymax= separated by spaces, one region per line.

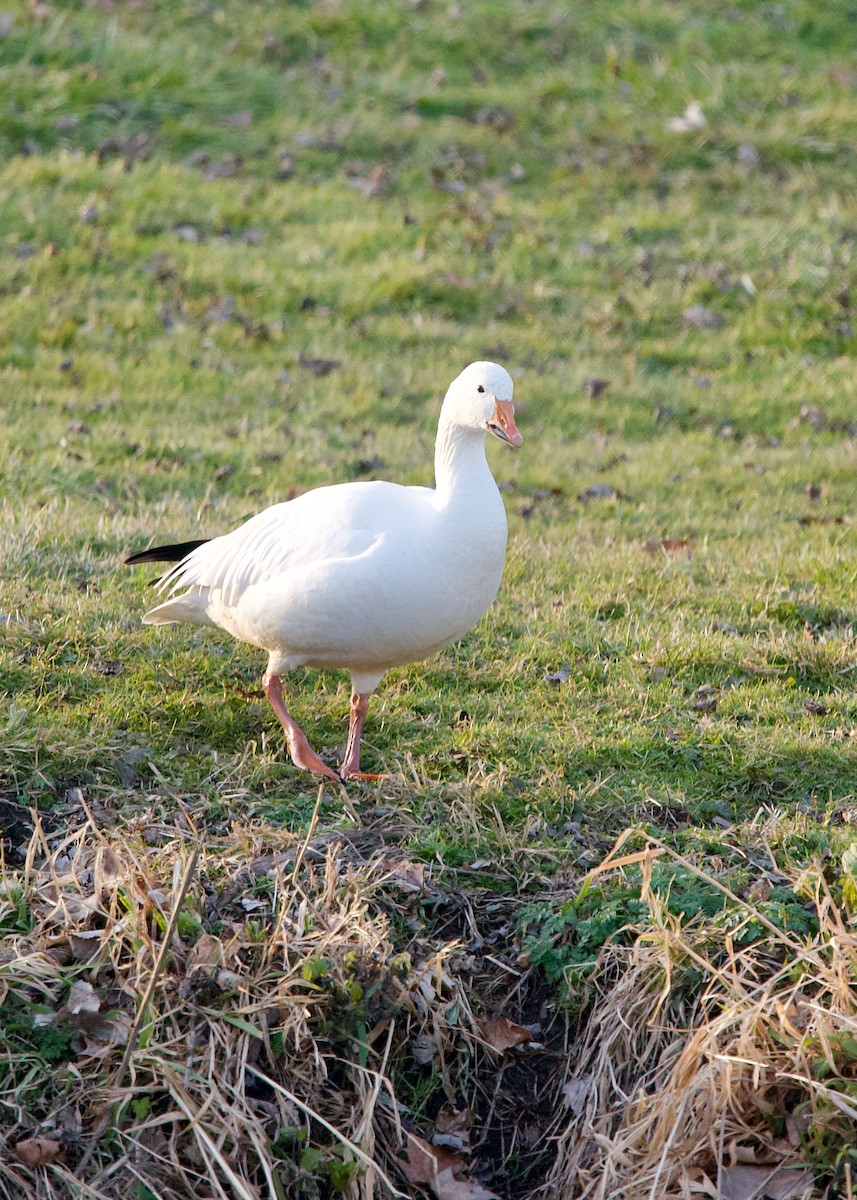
xmin=4 ymin=806 xmax=857 ymax=1199
xmin=550 ymin=838 xmax=857 ymax=1200
xmin=0 ymin=790 xmax=568 ymax=1199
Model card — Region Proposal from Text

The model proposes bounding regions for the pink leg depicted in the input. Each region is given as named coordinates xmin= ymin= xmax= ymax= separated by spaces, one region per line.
xmin=339 ymin=691 xmax=383 ymax=780
xmin=263 ymin=674 xmax=341 ymax=782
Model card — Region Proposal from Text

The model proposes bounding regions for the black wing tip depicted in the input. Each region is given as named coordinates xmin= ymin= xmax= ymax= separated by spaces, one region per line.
xmin=125 ymin=538 xmax=209 ymax=566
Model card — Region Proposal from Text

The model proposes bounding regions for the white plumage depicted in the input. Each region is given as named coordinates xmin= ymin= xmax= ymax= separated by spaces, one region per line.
xmin=130 ymin=361 xmax=522 ymax=781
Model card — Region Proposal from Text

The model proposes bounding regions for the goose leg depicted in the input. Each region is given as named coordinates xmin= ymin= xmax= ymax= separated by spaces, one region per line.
xmin=339 ymin=690 xmax=382 ymax=780
xmin=263 ymin=673 xmax=341 ymax=782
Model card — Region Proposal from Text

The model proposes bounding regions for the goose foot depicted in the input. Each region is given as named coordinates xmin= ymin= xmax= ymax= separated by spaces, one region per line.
xmin=263 ymin=673 xmax=342 ymax=783
xmin=338 ymin=690 xmax=377 ymax=779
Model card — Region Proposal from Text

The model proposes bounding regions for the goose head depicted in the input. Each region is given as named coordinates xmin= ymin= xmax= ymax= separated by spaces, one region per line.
xmin=442 ymin=361 xmax=523 ymax=448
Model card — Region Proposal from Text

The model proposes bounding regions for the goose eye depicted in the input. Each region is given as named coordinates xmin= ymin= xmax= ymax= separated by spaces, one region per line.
xmin=477 ymin=385 xmax=485 ymax=393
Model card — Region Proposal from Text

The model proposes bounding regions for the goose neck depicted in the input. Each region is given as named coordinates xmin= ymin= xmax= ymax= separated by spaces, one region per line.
xmin=434 ymin=419 xmax=492 ymax=502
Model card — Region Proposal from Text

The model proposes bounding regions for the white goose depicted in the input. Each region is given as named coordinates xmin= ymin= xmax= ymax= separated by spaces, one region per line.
xmin=127 ymin=361 xmax=522 ymax=781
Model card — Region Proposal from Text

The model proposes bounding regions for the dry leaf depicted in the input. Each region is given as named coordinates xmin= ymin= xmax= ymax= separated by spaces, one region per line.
xmin=683 ymin=304 xmax=723 ymax=329
xmin=380 ymin=857 xmax=425 ymax=893
xmin=720 ymin=1163 xmax=814 ymax=1200
xmin=434 ymin=1105 xmax=475 ymax=1150
xmin=67 ymin=980 xmax=100 ymax=1015
xmin=345 ymin=163 xmax=390 ymax=197
xmin=68 ymin=929 xmax=104 ymax=961
xmin=13 ymin=1137 xmax=64 ymax=1168
xmin=397 ymin=1132 xmax=500 ymax=1200
xmin=94 ymin=845 xmax=123 ymax=886
xmin=186 ymin=932 xmax=224 ymax=971
xmin=579 ymin=483 xmax=615 ymax=501
xmin=412 ymin=1032 xmax=438 ymax=1065
xmin=562 ymin=1076 xmax=592 ymax=1114
xmin=398 ymin=1131 xmax=461 ymax=1185
xmin=433 ymin=1166 xmax=501 ymax=1200
xmin=297 ymin=353 xmax=340 ymax=376
xmin=643 ymin=537 xmax=695 ymax=556
xmin=584 ymin=377 xmax=611 ymax=399
xmin=478 ymin=1015 xmax=539 ymax=1052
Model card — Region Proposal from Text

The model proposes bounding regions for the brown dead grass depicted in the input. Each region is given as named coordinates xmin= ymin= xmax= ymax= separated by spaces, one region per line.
xmin=3 ymin=808 xmax=857 ymax=1200
xmin=550 ymin=838 xmax=857 ymax=1200
xmin=0 ymin=793 xmax=568 ymax=1199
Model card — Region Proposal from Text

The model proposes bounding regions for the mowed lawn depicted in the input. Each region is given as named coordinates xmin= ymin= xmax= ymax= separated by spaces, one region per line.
xmin=1 ymin=1 xmax=857 ymax=1197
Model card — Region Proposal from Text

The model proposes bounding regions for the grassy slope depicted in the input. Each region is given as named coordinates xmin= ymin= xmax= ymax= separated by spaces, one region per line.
xmin=0 ymin=0 xmax=857 ymax=1189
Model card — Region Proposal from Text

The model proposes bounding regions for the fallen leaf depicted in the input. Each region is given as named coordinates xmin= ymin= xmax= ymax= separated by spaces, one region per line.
xmin=13 ymin=1138 xmax=64 ymax=1168
xmin=443 ymin=272 xmax=478 ymax=289
xmin=562 ymin=1075 xmax=592 ymax=1114
xmin=77 ymin=1010 xmax=132 ymax=1055
xmin=434 ymin=1105 xmax=475 ymax=1151
xmin=643 ymin=537 xmax=695 ymax=556
xmin=796 ymin=514 xmax=847 ymax=526
xmin=798 ymin=404 xmax=826 ymax=431
xmin=578 ymin=483 xmax=615 ymax=501
xmin=398 ymin=1132 xmax=461 ymax=1185
xmin=711 ymin=621 xmax=739 ymax=635
xmin=433 ymin=1166 xmax=501 ymax=1200
xmin=380 ymin=857 xmax=425 ymax=893
xmin=67 ymin=980 xmax=100 ymax=1015
xmin=831 ymin=66 xmax=857 ymax=88
xmin=692 ymin=695 xmax=718 ymax=714
xmin=517 ymin=1121 xmax=542 ymax=1148
xmin=720 ymin=1163 xmax=814 ymax=1200
xmin=57 ymin=1103 xmax=82 ymax=1142
xmin=471 ymin=105 xmax=515 ymax=132
xmin=187 ymin=932 xmax=224 ymax=971
xmin=396 ymin=1132 xmax=500 ymax=1200
xmin=412 ymin=1032 xmax=438 ymax=1065
xmin=345 ymin=163 xmax=390 ymax=197
xmin=276 ymin=151 xmax=295 ymax=179
xmin=68 ymin=929 xmax=103 ymax=961
xmin=478 ymin=1014 xmax=539 ymax=1052
xmin=683 ymin=304 xmax=723 ymax=329
xmin=297 ymin=353 xmax=340 ymax=376
xmin=293 ymin=130 xmax=343 ymax=151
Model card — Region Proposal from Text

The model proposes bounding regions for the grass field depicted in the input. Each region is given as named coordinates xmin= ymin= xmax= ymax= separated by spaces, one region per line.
xmin=1 ymin=1 xmax=857 ymax=1196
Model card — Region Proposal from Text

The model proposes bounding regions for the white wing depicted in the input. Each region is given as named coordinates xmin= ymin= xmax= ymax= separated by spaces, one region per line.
xmin=155 ymin=481 xmax=413 ymax=609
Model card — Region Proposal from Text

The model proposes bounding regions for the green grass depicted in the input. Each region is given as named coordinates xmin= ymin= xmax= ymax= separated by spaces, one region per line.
xmin=1 ymin=0 xmax=857 ymax=1188
xmin=2 ymin=0 xmax=856 ymax=844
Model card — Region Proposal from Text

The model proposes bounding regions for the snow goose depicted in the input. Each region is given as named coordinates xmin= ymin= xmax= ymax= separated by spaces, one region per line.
xmin=126 ymin=361 xmax=522 ymax=781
